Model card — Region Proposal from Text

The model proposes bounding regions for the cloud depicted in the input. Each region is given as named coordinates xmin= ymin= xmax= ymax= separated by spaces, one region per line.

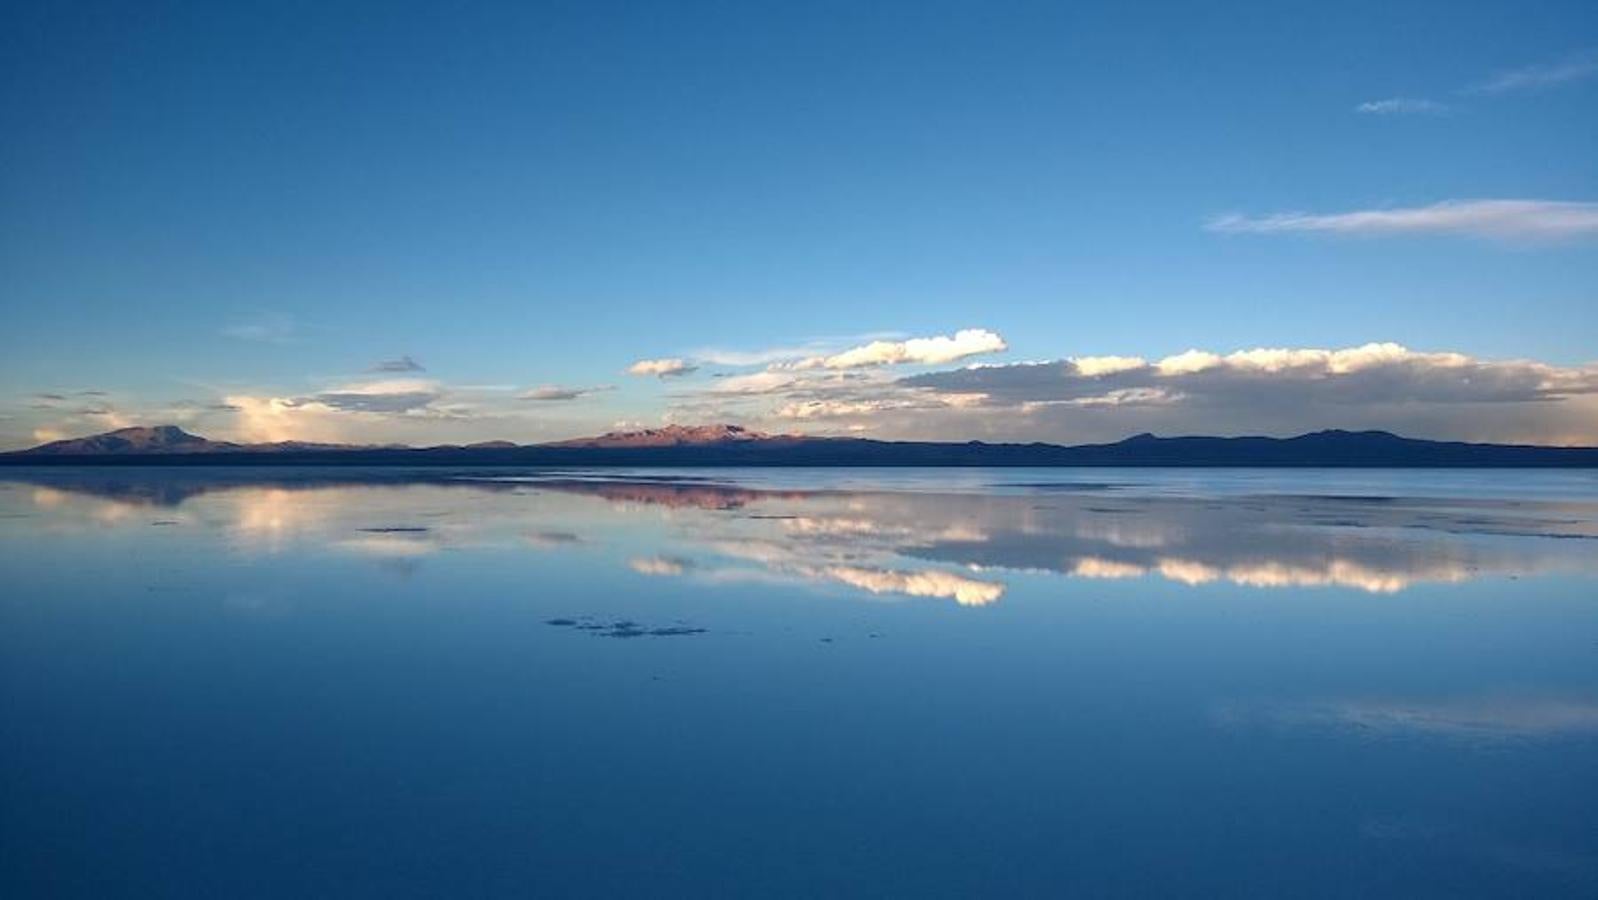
xmin=818 ymin=565 xmax=1005 ymax=606
xmin=906 ymin=342 xmax=1598 ymax=407
xmin=1206 ymin=199 xmax=1598 ymax=242
xmin=1472 ymin=51 xmax=1598 ymax=95
xmin=285 ymin=379 xmax=443 ymax=414
xmin=628 ymin=358 xmax=698 ymax=378
xmin=1355 ymin=97 xmax=1449 ymax=115
xmin=518 ymin=384 xmax=615 ymax=402
xmin=787 ymin=328 xmax=1008 ymax=370
xmin=1224 ymin=695 xmax=1598 ymax=740
xmin=223 ymin=379 xmax=453 ymax=442
xmin=630 ymin=556 xmax=694 ymax=576
xmin=222 ymin=314 xmax=298 ymax=343
xmin=850 ymin=342 xmax=1598 ymax=445
xmin=369 ymin=355 xmax=425 ymax=373
xmin=303 ymin=391 xmax=440 ymax=414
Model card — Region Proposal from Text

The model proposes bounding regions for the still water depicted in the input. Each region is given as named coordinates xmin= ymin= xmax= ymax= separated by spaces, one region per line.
xmin=3 ymin=467 xmax=1597 ymax=897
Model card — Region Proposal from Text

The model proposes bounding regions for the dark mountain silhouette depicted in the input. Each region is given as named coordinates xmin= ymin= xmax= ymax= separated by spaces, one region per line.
xmin=5 ymin=424 xmax=1597 ymax=467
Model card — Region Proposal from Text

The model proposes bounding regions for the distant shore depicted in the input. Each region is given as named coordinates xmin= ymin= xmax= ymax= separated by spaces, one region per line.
xmin=6 ymin=429 xmax=1598 ymax=468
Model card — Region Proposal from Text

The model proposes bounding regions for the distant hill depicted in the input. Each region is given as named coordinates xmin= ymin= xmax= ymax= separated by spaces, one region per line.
xmin=22 ymin=425 xmax=229 ymax=455
xmin=20 ymin=425 xmax=369 ymax=456
xmin=5 ymin=424 xmax=1597 ymax=467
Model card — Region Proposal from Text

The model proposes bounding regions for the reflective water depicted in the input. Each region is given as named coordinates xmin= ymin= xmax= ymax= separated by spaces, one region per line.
xmin=3 ymin=467 xmax=1597 ymax=897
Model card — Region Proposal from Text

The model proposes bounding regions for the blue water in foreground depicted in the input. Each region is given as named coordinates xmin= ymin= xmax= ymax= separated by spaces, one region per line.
xmin=3 ymin=468 xmax=1597 ymax=898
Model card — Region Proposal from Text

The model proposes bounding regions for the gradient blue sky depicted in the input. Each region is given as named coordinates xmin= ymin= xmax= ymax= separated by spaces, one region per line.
xmin=3 ymin=0 xmax=1596 ymax=448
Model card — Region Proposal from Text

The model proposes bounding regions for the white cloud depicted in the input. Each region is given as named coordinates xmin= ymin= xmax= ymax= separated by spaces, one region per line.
xmin=788 ymin=328 xmax=1008 ymax=370
xmin=1355 ymin=97 xmax=1449 ymax=115
xmin=1207 ymin=199 xmax=1598 ymax=242
xmin=1071 ymin=355 xmax=1148 ymax=377
xmin=708 ymin=371 xmax=806 ymax=395
xmin=630 ymin=556 xmax=693 ymax=576
xmin=519 ymin=385 xmax=614 ymax=402
xmin=627 ymin=358 xmax=698 ymax=378
xmin=1473 ymin=51 xmax=1598 ymax=95
xmin=821 ymin=565 xmax=1005 ymax=606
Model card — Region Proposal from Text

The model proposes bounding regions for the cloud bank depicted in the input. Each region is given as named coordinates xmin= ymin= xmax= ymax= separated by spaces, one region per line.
xmin=905 ymin=342 xmax=1598 ymax=407
xmin=656 ymin=340 xmax=1598 ymax=446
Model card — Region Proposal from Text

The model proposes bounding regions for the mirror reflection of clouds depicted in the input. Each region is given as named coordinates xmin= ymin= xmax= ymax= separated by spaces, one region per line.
xmin=7 ymin=471 xmax=1598 ymax=603
xmin=1217 ymin=695 xmax=1598 ymax=742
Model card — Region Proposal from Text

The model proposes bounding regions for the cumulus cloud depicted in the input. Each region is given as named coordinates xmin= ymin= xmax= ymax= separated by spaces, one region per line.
xmin=369 ymin=355 xmax=425 ymax=373
xmin=1472 ymin=51 xmax=1598 ymax=95
xmin=787 ymin=328 xmax=1008 ymax=370
xmin=1355 ymin=97 xmax=1449 ymax=115
xmin=628 ymin=358 xmax=698 ymax=378
xmin=519 ymin=384 xmax=615 ymax=402
xmin=1207 ymin=199 xmax=1598 ymax=242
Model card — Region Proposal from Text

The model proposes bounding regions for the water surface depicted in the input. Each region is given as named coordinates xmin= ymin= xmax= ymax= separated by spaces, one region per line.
xmin=3 ymin=467 xmax=1596 ymax=897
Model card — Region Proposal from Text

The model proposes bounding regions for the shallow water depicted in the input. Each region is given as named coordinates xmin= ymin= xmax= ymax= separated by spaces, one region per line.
xmin=3 ymin=467 xmax=1596 ymax=897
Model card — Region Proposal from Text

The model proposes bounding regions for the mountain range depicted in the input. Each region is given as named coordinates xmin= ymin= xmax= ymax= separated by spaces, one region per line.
xmin=5 ymin=424 xmax=1598 ymax=467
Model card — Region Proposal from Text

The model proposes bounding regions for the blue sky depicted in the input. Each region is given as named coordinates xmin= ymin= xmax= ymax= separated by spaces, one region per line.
xmin=3 ymin=0 xmax=1596 ymax=448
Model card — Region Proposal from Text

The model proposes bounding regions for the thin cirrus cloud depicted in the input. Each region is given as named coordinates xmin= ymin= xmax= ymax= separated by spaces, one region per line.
xmin=292 ymin=379 xmax=444 ymax=414
xmin=627 ymin=358 xmax=699 ymax=378
xmin=1354 ymin=97 xmax=1450 ymax=115
xmin=1206 ymin=199 xmax=1598 ymax=242
xmin=1356 ymin=50 xmax=1595 ymax=116
xmin=1471 ymin=50 xmax=1598 ymax=95
xmin=519 ymin=384 xmax=615 ymax=402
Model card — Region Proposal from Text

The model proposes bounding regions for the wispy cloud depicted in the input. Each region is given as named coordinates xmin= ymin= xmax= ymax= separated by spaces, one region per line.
xmin=690 ymin=332 xmax=908 ymax=367
xmin=369 ymin=355 xmax=425 ymax=373
xmin=518 ymin=384 xmax=615 ymax=402
xmin=1354 ymin=97 xmax=1449 ymax=115
xmin=627 ymin=358 xmax=698 ymax=378
xmin=1206 ymin=199 xmax=1598 ymax=242
xmin=222 ymin=314 xmax=298 ymax=344
xmin=1472 ymin=50 xmax=1598 ymax=95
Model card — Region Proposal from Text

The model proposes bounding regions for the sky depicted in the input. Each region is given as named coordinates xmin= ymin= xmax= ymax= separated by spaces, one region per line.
xmin=2 ymin=0 xmax=1596 ymax=449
